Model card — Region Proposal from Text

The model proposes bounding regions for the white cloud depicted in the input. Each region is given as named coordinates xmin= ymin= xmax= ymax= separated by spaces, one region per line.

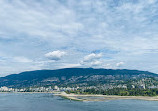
xmin=80 ymin=53 xmax=103 ymax=67
xmin=82 ymin=53 xmax=102 ymax=62
xmin=116 ymin=62 xmax=125 ymax=67
xmin=45 ymin=50 xmax=66 ymax=61
xmin=90 ymin=60 xmax=102 ymax=66
xmin=103 ymin=63 xmax=112 ymax=69
xmin=59 ymin=63 xmax=81 ymax=69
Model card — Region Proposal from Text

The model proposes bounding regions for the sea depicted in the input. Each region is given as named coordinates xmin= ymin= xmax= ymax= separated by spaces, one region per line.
xmin=0 ymin=93 xmax=158 ymax=111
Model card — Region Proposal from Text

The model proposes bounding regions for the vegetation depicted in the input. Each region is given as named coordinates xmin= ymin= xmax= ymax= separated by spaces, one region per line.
xmin=66 ymin=88 xmax=158 ymax=96
xmin=0 ymin=68 xmax=157 ymax=88
xmin=1 ymin=68 xmax=158 ymax=97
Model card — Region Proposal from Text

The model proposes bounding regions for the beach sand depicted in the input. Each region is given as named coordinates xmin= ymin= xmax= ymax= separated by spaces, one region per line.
xmin=54 ymin=92 xmax=158 ymax=101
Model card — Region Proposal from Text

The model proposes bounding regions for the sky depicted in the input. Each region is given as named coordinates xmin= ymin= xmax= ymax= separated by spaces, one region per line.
xmin=0 ymin=0 xmax=158 ymax=76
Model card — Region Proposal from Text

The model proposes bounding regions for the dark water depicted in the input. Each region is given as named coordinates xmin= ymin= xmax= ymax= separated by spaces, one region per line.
xmin=0 ymin=93 xmax=158 ymax=111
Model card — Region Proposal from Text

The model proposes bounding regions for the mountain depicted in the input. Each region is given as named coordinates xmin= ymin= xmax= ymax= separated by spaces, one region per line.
xmin=0 ymin=68 xmax=157 ymax=88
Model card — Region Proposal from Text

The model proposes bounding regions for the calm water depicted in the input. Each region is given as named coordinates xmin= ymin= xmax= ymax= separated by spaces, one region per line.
xmin=0 ymin=93 xmax=158 ymax=111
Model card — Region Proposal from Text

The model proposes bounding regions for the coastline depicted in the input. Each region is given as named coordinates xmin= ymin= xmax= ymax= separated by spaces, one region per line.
xmin=54 ymin=92 xmax=158 ymax=101
xmin=1 ymin=92 xmax=158 ymax=101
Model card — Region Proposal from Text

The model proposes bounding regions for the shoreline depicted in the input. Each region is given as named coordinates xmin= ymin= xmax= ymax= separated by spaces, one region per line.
xmin=1 ymin=92 xmax=158 ymax=101
xmin=54 ymin=92 xmax=158 ymax=101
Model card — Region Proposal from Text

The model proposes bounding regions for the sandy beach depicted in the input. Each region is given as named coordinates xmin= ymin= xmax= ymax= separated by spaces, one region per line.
xmin=54 ymin=92 xmax=158 ymax=101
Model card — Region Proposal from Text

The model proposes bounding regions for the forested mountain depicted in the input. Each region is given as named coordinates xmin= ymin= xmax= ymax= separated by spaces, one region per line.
xmin=0 ymin=68 xmax=157 ymax=88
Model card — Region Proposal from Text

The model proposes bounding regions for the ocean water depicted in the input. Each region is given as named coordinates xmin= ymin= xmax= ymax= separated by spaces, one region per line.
xmin=0 ymin=93 xmax=158 ymax=111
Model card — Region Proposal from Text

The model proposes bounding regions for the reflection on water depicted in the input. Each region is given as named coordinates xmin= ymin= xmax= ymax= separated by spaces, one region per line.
xmin=0 ymin=93 xmax=158 ymax=111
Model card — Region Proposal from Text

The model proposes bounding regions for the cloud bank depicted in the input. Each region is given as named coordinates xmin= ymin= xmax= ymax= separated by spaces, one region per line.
xmin=0 ymin=0 xmax=158 ymax=76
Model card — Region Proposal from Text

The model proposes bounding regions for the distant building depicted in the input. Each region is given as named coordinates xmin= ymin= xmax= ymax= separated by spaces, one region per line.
xmin=139 ymin=84 xmax=146 ymax=89
xmin=131 ymin=85 xmax=135 ymax=88
xmin=54 ymin=85 xmax=59 ymax=91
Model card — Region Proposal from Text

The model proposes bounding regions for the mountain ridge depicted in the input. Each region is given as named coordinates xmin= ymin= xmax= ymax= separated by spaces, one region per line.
xmin=0 ymin=68 xmax=157 ymax=88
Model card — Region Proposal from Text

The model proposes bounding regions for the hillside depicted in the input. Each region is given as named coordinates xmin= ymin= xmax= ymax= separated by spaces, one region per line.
xmin=0 ymin=68 xmax=157 ymax=88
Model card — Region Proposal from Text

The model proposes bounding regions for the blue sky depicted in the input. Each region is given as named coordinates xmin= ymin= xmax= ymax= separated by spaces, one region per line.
xmin=0 ymin=0 xmax=158 ymax=76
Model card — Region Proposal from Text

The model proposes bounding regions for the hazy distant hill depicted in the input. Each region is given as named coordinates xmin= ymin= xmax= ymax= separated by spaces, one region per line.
xmin=0 ymin=68 xmax=157 ymax=88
